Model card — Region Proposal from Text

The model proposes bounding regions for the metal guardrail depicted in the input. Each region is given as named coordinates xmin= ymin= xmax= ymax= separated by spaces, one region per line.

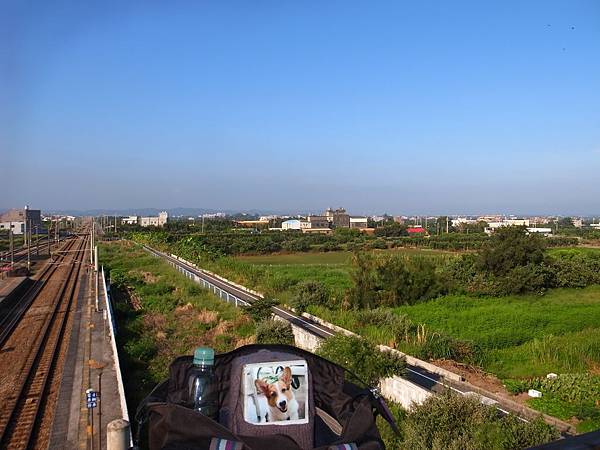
xmin=147 ymin=248 xmax=251 ymax=308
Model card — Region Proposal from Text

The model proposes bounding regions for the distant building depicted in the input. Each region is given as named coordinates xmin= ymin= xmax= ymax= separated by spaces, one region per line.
xmin=527 ymin=227 xmax=552 ymax=236
xmin=122 ymin=215 xmax=140 ymax=225
xmin=452 ymin=217 xmax=477 ymax=227
xmin=282 ymin=219 xmax=301 ymax=230
xmin=325 ymin=208 xmax=350 ymax=228
xmin=393 ymin=216 xmax=406 ymax=224
xmin=259 ymin=215 xmax=280 ymax=221
xmin=485 ymin=219 xmax=530 ymax=234
xmin=407 ymin=227 xmax=427 ymax=235
xmin=349 ymin=217 xmax=368 ymax=229
xmin=140 ymin=211 xmax=169 ymax=227
xmin=0 ymin=206 xmax=41 ymax=229
xmin=0 ymin=206 xmax=42 ymax=235
xmin=0 ymin=222 xmax=25 ymax=234
xmin=573 ymin=218 xmax=583 ymax=228
xmin=307 ymin=215 xmax=330 ymax=229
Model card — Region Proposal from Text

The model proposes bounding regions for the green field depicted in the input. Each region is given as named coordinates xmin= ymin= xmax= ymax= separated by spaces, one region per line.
xmin=231 ymin=248 xmax=457 ymax=302
xmin=237 ymin=247 xmax=456 ymax=265
xmin=309 ymin=285 xmax=600 ymax=379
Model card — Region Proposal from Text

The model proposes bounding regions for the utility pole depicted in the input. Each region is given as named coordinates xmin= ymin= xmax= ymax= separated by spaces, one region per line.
xmin=27 ymin=220 xmax=31 ymax=273
xmin=202 ymin=215 xmax=205 ymax=234
xmin=446 ymin=216 xmax=449 ymax=234
xmin=9 ymin=229 xmax=14 ymax=270
xmin=35 ymin=225 xmax=39 ymax=256
xmin=114 ymin=215 xmax=117 ymax=234
xmin=91 ymin=220 xmax=95 ymax=267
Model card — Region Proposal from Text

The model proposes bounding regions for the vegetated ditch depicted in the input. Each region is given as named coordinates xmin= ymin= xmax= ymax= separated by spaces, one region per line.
xmin=101 ymin=242 xmax=255 ymax=414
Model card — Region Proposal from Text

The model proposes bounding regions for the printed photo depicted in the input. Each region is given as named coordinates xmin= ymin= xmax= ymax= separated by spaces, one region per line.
xmin=242 ymin=360 xmax=308 ymax=425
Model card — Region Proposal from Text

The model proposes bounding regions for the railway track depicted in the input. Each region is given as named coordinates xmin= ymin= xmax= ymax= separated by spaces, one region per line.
xmin=0 ymin=238 xmax=77 ymax=348
xmin=0 ymin=235 xmax=88 ymax=449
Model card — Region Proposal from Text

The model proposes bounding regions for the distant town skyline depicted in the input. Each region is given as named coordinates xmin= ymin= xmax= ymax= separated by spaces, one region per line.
xmin=3 ymin=1 xmax=599 ymax=214
xmin=1 ymin=205 xmax=599 ymax=219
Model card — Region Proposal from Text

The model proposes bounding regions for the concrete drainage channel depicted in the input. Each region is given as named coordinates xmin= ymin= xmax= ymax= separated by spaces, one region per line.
xmin=142 ymin=245 xmax=575 ymax=435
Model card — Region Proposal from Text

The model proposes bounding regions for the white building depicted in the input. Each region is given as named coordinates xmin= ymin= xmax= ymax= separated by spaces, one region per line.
xmin=140 ymin=211 xmax=169 ymax=227
xmin=349 ymin=217 xmax=368 ymax=229
xmin=485 ymin=219 xmax=530 ymax=234
xmin=452 ymin=217 xmax=478 ymax=227
xmin=122 ymin=216 xmax=140 ymax=225
xmin=527 ymin=227 xmax=553 ymax=236
xmin=282 ymin=219 xmax=302 ymax=230
xmin=0 ymin=222 xmax=25 ymax=234
xmin=259 ymin=215 xmax=280 ymax=221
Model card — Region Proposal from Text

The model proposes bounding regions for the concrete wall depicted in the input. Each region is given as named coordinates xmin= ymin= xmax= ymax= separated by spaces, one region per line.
xmin=273 ymin=315 xmax=321 ymax=352
xmin=102 ymin=268 xmax=130 ymax=422
xmin=380 ymin=376 xmax=432 ymax=409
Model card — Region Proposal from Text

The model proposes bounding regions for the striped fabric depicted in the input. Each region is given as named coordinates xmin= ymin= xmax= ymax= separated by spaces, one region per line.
xmin=328 ymin=444 xmax=358 ymax=450
xmin=209 ymin=437 xmax=244 ymax=450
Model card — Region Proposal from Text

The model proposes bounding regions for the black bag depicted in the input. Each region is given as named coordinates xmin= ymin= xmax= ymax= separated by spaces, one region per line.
xmin=135 ymin=344 xmax=399 ymax=450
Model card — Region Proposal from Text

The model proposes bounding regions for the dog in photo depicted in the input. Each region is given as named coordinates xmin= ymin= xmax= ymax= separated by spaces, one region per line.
xmin=254 ymin=367 xmax=299 ymax=422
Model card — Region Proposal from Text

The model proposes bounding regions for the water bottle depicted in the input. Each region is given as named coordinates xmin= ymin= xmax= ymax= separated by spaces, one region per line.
xmin=188 ymin=347 xmax=218 ymax=419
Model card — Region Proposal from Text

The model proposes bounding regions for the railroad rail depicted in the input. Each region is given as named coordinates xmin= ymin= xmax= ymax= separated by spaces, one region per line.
xmin=0 ymin=238 xmax=76 ymax=348
xmin=0 ymin=235 xmax=88 ymax=449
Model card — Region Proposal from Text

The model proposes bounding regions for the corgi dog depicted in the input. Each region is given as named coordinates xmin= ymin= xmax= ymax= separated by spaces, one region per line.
xmin=255 ymin=366 xmax=299 ymax=422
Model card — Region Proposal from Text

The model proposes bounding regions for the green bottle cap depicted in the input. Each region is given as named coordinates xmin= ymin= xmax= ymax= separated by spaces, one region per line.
xmin=193 ymin=347 xmax=214 ymax=366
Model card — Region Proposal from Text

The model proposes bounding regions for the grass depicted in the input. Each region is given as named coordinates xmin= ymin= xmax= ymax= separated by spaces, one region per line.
xmin=548 ymin=247 xmax=600 ymax=257
xmin=229 ymin=248 xmax=456 ymax=303
xmin=237 ymin=247 xmax=455 ymax=265
xmin=99 ymin=241 xmax=255 ymax=414
xmin=308 ymin=286 xmax=600 ymax=379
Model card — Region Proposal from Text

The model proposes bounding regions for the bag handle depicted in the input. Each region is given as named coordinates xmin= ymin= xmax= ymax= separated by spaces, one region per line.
xmin=340 ymin=367 xmax=401 ymax=437
xmin=133 ymin=379 xmax=169 ymax=447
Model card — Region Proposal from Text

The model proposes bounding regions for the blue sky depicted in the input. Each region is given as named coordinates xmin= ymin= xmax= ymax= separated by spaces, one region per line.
xmin=2 ymin=1 xmax=599 ymax=215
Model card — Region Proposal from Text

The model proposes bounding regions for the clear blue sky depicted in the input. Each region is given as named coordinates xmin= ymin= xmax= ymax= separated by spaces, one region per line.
xmin=2 ymin=1 xmax=599 ymax=215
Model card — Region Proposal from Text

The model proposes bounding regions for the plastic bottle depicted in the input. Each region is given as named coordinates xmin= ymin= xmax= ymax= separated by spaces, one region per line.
xmin=188 ymin=347 xmax=218 ymax=419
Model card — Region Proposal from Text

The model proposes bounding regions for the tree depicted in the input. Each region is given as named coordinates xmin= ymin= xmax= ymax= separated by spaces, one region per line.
xmin=374 ymin=222 xmax=408 ymax=237
xmin=347 ymin=252 xmax=378 ymax=309
xmin=291 ymin=281 xmax=329 ymax=313
xmin=557 ymin=217 xmax=574 ymax=228
xmin=244 ymin=297 xmax=278 ymax=323
xmin=477 ymin=226 xmax=546 ymax=276
xmin=255 ymin=320 xmax=295 ymax=345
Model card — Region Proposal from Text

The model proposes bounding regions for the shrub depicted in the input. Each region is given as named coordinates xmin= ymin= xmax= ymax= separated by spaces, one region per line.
xmin=243 ymin=297 xmax=279 ymax=323
xmin=255 ymin=320 xmax=295 ymax=345
xmin=498 ymin=264 xmax=551 ymax=295
xmin=401 ymin=391 xmax=559 ymax=450
xmin=291 ymin=281 xmax=330 ymax=313
xmin=478 ymin=226 xmax=546 ymax=276
xmin=316 ymin=334 xmax=406 ymax=386
xmin=548 ymin=253 xmax=600 ymax=288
